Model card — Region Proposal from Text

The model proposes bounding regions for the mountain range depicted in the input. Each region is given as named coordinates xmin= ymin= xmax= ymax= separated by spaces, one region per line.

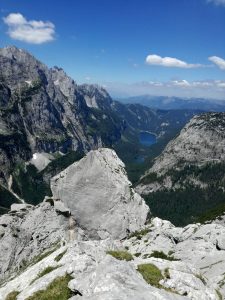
xmin=118 ymin=95 xmax=225 ymax=111
xmin=0 ymin=46 xmax=199 ymax=212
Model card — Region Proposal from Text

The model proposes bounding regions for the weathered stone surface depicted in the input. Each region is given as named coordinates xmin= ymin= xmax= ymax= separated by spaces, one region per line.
xmin=69 ymin=255 xmax=186 ymax=300
xmin=0 ymin=226 xmax=222 ymax=300
xmin=51 ymin=148 xmax=149 ymax=239
xmin=53 ymin=199 xmax=71 ymax=216
xmin=10 ymin=203 xmax=32 ymax=212
xmin=0 ymin=202 xmax=70 ymax=283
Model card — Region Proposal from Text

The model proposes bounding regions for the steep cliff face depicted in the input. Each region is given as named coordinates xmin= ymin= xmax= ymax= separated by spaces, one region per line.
xmin=136 ymin=113 xmax=225 ymax=225
xmin=0 ymin=46 xmax=123 ymax=185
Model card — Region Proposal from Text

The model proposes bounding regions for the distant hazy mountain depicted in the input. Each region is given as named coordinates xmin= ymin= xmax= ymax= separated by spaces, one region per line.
xmin=118 ymin=95 xmax=225 ymax=112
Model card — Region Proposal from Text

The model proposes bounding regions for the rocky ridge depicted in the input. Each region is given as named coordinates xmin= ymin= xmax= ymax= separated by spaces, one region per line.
xmin=0 ymin=209 xmax=225 ymax=299
xmin=0 ymin=148 xmax=224 ymax=299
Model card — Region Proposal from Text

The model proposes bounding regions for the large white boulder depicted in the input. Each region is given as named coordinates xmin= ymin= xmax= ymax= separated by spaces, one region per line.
xmin=51 ymin=148 xmax=149 ymax=239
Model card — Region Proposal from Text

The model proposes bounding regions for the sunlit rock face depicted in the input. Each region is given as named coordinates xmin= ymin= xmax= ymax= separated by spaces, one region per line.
xmin=51 ymin=148 xmax=149 ymax=239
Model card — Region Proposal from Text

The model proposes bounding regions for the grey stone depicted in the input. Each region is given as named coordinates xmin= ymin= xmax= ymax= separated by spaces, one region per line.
xmin=10 ymin=203 xmax=32 ymax=212
xmin=51 ymin=148 xmax=149 ymax=239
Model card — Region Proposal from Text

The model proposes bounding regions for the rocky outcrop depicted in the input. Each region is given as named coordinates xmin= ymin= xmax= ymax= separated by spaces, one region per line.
xmin=0 ymin=202 xmax=71 ymax=283
xmin=1 ymin=217 xmax=225 ymax=299
xmin=51 ymin=148 xmax=149 ymax=239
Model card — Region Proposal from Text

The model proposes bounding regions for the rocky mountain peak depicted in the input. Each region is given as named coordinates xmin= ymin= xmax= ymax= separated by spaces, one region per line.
xmin=50 ymin=66 xmax=77 ymax=101
xmin=80 ymin=83 xmax=112 ymax=109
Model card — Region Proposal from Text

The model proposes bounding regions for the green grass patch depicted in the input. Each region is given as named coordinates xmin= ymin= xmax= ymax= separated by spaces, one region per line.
xmin=26 ymin=274 xmax=73 ymax=300
xmin=31 ymin=266 xmax=59 ymax=285
xmin=195 ymin=273 xmax=206 ymax=285
xmin=134 ymin=253 xmax=142 ymax=257
xmin=137 ymin=264 xmax=163 ymax=288
xmin=128 ymin=228 xmax=151 ymax=240
xmin=5 ymin=291 xmax=19 ymax=300
xmin=34 ymin=245 xmax=61 ymax=264
xmin=150 ymin=251 xmax=180 ymax=261
xmin=54 ymin=250 xmax=67 ymax=262
xmin=215 ymin=289 xmax=223 ymax=300
xmin=107 ymin=250 xmax=133 ymax=261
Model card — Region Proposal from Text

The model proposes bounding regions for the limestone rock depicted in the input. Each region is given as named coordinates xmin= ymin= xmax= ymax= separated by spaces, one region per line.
xmin=10 ymin=203 xmax=33 ymax=212
xmin=51 ymin=148 xmax=149 ymax=239
xmin=0 ymin=202 xmax=70 ymax=282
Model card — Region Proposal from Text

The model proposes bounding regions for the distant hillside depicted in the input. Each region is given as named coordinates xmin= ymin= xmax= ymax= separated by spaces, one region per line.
xmin=118 ymin=95 xmax=225 ymax=112
xmin=136 ymin=112 xmax=225 ymax=226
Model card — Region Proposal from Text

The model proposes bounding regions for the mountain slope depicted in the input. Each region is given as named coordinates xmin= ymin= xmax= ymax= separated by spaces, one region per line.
xmin=136 ymin=112 xmax=225 ymax=225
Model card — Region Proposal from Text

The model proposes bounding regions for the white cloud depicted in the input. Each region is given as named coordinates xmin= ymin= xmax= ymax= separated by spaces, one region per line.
xmin=208 ymin=0 xmax=225 ymax=6
xmin=3 ymin=13 xmax=55 ymax=44
xmin=172 ymin=80 xmax=191 ymax=87
xmin=208 ymin=56 xmax=225 ymax=70
xmin=146 ymin=54 xmax=202 ymax=68
xmin=216 ymin=81 xmax=225 ymax=88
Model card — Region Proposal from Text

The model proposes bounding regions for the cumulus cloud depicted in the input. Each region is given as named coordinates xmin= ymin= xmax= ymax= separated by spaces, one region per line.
xmin=208 ymin=0 xmax=225 ymax=6
xmin=3 ymin=13 xmax=55 ymax=44
xmin=208 ymin=56 xmax=225 ymax=70
xmin=146 ymin=54 xmax=202 ymax=68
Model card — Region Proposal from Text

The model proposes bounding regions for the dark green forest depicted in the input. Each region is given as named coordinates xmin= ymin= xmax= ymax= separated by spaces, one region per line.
xmin=144 ymin=162 xmax=225 ymax=226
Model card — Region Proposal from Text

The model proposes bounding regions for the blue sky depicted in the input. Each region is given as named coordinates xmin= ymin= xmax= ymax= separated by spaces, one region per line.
xmin=0 ymin=0 xmax=225 ymax=99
